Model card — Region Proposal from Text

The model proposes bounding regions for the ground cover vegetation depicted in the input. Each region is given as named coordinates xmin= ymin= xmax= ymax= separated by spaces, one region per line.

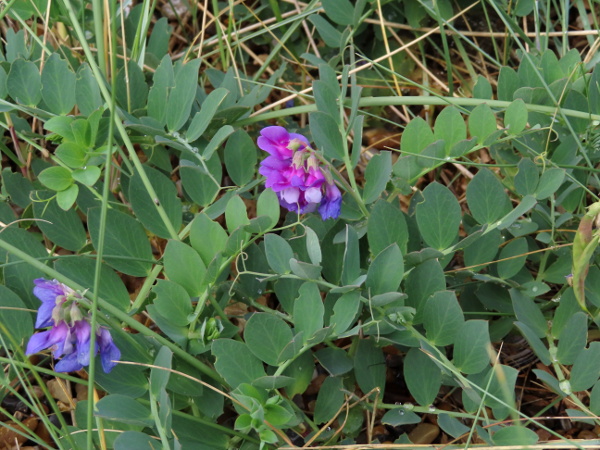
xmin=2 ymin=0 xmax=600 ymax=448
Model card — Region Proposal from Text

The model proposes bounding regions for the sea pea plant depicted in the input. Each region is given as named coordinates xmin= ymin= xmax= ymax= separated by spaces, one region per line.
xmin=2 ymin=0 xmax=600 ymax=449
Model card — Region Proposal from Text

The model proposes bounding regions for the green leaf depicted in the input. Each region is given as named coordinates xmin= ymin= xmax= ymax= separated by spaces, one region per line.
xmin=88 ymin=208 xmax=154 ymax=277
xmin=180 ymin=155 xmax=222 ymax=207
xmin=147 ymin=56 xmax=174 ymax=126
xmin=212 ymin=339 xmax=266 ymax=388
xmin=0 ymin=66 xmax=7 ymax=100
xmin=55 ymin=142 xmax=87 ymax=168
xmin=76 ymin=64 xmax=103 ymax=116
xmin=314 ymin=82 xmax=339 ymax=125
xmin=498 ymin=67 xmax=519 ymax=101
xmin=438 ymin=413 xmax=470 ymax=439
xmin=38 ymin=166 xmax=73 ymax=191
xmin=405 ymin=258 xmax=445 ymax=323
xmin=293 ymin=282 xmax=324 ymax=343
xmin=224 ymin=194 xmax=249 ymax=233
xmin=203 ymin=125 xmax=234 ymax=160
xmin=150 ymin=346 xmax=173 ymax=397
xmin=322 ymin=0 xmax=354 ymax=25
xmin=41 ymin=54 xmax=76 ymax=115
xmin=468 ymin=103 xmax=497 ymax=145
xmin=264 ymin=233 xmax=294 ymax=274
xmin=129 ymin=165 xmax=182 ymax=239
xmin=32 ymin=193 xmax=86 ymax=251
xmin=551 ymin=288 xmax=580 ymax=338
xmin=314 ymin=347 xmax=353 ymax=376
xmin=354 ymin=338 xmax=385 ymax=398
xmin=423 ymin=291 xmax=464 ymax=346
xmin=510 ymin=289 xmax=547 ymax=338
xmin=0 ymin=286 xmax=33 ymax=350
xmin=244 ymin=313 xmax=294 ymax=366
xmin=95 ymin=395 xmax=153 ymax=427
xmin=305 ymin=226 xmax=322 ymax=266
xmin=492 ymin=426 xmax=538 ymax=445
xmin=152 ymin=280 xmax=192 ymax=327
xmin=7 ymin=59 xmax=41 ymax=106
xmin=256 ymin=188 xmax=280 ymax=230
xmin=404 ymin=347 xmax=441 ymax=406
xmin=570 ymin=342 xmax=600 ymax=392
xmin=535 ymin=168 xmax=565 ymax=199
xmin=252 ymin=376 xmax=295 ymax=390
xmin=114 ymin=431 xmax=158 ymax=449
xmin=163 ymin=240 xmax=206 ymax=297
xmin=186 ymin=88 xmax=229 ymax=141
xmin=147 ymin=17 xmax=172 ymax=59
xmin=463 ymin=228 xmax=502 ymax=271
xmin=329 ymin=290 xmax=361 ymax=336
xmin=466 ymin=169 xmax=512 ymax=224
xmin=497 ymin=237 xmax=528 ymax=279
xmin=514 ymin=321 xmax=551 ymax=365
xmin=45 ymin=116 xmax=75 ymax=141
xmin=282 ymin=350 xmax=314 ymax=397
xmin=469 ymin=365 xmax=518 ymax=420
xmin=54 ymin=257 xmax=130 ymax=312
xmin=189 ymin=213 xmax=228 ymax=266
xmin=363 ymin=151 xmax=392 ymax=204
xmin=367 ymin=200 xmax=408 ymax=255
xmin=2 ymin=168 xmax=33 ymax=208
xmin=115 ymin=60 xmax=148 ymax=112
xmin=341 ymin=225 xmax=360 ymax=285
xmin=0 ymin=228 xmax=47 ymax=308
xmin=310 ymin=111 xmax=344 ymax=160
xmin=314 ymin=376 xmax=345 ymax=424
xmin=497 ymin=195 xmax=537 ymax=229
xmin=433 ymin=106 xmax=466 ymax=154
xmin=72 ymin=166 xmax=101 ymax=186
xmin=504 ymin=99 xmax=528 ymax=134
xmin=514 ymin=158 xmax=539 ymax=196
xmin=416 ymin=182 xmax=461 ymax=250
xmin=224 ymin=129 xmax=257 ymax=186
xmin=473 ymin=75 xmax=493 ymax=99
xmin=381 ymin=408 xmax=421 ymax=426
xmin=556 ymin=312 xmax=587 ymax=365
xmin=167 ymin=59 xmax=201 ymax=132
xmin=366 ymin=244 xmax=403 ymax=295
xmin=401 ymin=117 xmax=435 ymax=155
xmin=308 ymin=14 xmax=342 ymax=48
xmin=56 ymin=184 xmax=79 ymax=210
xmin=453 ymin=320 xmax=491 ymax=374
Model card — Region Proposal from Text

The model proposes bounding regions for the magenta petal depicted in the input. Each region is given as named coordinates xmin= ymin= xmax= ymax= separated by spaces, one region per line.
xmin=260 ymin=155 xmax=290 ymax=170
xmin=259 ymin=126 xmax=290 ymax=143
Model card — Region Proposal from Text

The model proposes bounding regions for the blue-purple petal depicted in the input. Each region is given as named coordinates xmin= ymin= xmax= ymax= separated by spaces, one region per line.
xmin=54 ymin=352 xmax=83 ymax=373
xmin=25 ymin=330 xmax=53 ymax=355
xmin=35 ymin=300 xmax=55 ymax=329
xmin=33 ymin=279 xmax=66 ymax=304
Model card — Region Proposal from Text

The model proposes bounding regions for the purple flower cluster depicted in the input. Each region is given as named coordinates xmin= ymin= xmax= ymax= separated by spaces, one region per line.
xmin=26 ymin=279 xmax=120 ymax=373
xmin=257 ymin=126 xmax=342 ymax=220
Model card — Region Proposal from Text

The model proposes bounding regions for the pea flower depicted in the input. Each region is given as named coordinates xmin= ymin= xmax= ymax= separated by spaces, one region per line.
xmin=257 ymin=126 xmax=342 ymax=219
xmin=26 ymin=278 xmax=121 ymax=373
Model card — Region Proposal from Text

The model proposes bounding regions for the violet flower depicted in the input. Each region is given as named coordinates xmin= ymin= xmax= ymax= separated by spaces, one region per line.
xmin=25 ymin=278 xmax=121 ymax=373
xmin=257 ymin=126 xmax=342 ymax=220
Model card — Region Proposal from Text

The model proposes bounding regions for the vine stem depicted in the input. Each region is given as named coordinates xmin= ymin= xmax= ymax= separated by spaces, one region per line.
xmin=236 ymin=95 xmax=600 ymax=126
